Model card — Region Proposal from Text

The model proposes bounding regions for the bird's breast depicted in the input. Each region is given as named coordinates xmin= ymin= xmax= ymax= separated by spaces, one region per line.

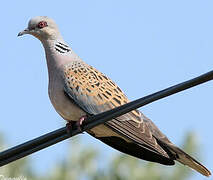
xmin=48 ymin=73 xmax=86 ymax=121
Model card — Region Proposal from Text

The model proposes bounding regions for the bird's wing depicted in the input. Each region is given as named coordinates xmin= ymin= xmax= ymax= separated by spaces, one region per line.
xmin=63 ymin=61 xmax=172 ymax=160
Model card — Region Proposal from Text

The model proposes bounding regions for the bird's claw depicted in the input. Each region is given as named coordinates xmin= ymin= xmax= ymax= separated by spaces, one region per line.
xmin=76 ymin=115 xmax=87 ymax=132
xmin=66 ymin=121 xmax=75 ymax=135
xmin=66 ymin=116 xmax=87 ymax=135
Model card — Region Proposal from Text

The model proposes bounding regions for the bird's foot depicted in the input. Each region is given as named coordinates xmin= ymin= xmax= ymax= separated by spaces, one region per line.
xmin=76 ymin=115 xmax=87 ymax=132
xmin=66 ymin=116 xmax=87 ymax=135
xmin=66 ymin=121 xmax=75 ymax=135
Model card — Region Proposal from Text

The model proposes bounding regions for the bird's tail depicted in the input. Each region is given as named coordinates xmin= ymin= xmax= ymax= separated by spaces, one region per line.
xmin=164 ymin=143 xmax=211 ymax=177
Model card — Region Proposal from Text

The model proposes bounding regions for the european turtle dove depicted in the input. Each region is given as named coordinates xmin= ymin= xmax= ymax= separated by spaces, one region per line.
xmin=18 ymin=16 xmax=211 ymax=177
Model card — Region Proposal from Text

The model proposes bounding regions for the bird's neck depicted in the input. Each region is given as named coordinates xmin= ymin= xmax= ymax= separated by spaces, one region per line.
xmin=41 ymin=39 xmax=79 ymax=80
xmin=42 ymin=38 xmax=72 ymax=55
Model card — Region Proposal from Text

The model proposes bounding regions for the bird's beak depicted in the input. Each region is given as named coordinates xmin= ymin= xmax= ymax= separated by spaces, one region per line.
xmin=17 ymin=28 xmax=30 ymax=37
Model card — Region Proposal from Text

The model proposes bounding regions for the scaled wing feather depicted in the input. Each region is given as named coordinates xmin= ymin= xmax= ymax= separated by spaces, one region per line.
xmin=63 ymin=61 xmax=170 ymax=158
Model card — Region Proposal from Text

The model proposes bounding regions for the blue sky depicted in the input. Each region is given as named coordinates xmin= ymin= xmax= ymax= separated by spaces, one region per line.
xmin=0 ymin=0 xmax=212 ymax=179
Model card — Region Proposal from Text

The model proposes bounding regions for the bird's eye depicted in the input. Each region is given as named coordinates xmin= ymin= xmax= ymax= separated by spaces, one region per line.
xmin=37 ymin=21 xmax=48 ymax=29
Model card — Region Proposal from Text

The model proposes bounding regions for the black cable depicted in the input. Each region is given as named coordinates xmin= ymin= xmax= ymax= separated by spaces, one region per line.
xmin=0 ymin=70 xmax=212 ymax=167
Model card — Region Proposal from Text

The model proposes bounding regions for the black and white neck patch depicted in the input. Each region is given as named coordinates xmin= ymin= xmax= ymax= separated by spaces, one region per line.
xmin=55 ymin=42 xmax=71 ymax=54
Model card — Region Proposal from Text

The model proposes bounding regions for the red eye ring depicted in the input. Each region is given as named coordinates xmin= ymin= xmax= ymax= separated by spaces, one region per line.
xmin=37 ymin=21 xmax=48 ymax=29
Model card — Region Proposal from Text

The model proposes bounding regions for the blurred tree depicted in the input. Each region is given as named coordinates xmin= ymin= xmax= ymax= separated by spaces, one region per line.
xmin=0 ymin=133 xmax=34 ymax=179
xmin=0 ymin=131 xmax=202 ymax=180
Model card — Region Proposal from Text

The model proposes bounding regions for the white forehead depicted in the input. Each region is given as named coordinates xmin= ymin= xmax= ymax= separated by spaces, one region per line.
xmin=28 ymin=16 xmax=57 ymax=28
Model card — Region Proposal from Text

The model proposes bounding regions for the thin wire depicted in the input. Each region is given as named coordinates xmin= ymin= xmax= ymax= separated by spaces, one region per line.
xmin=0 ymin=70 xmax=213 ymax=167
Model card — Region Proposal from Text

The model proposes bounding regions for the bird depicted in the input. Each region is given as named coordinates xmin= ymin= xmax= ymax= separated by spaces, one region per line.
xmin=18 ymin=16 xmax=211 ymax=177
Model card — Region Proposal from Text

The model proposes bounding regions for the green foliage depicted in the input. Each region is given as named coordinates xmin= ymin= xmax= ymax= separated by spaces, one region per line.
xmin=0 ymin=131 xmax=201 ymax=180
xmin=0 ymin=133 xmax=33 ymax=179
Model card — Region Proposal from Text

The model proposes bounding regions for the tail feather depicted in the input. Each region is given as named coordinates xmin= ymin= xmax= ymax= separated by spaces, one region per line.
xmin=167 ymin=143 xmax=211 ymax=177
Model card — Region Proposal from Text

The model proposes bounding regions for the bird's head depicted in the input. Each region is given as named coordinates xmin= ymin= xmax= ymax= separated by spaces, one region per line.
xmin=18 ymin=16 xmax=62 ymax=41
